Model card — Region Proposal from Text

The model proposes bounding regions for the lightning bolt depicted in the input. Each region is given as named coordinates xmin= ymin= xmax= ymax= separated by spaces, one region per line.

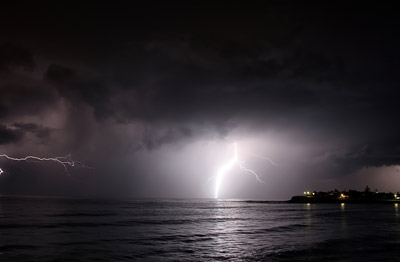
xmin=0 ymin=154 xmax=90 ymax=176
xmin=213 ymin=142 xmax=276 ymax=199
xmin=243 ymin=152 xmax=279 ymax=166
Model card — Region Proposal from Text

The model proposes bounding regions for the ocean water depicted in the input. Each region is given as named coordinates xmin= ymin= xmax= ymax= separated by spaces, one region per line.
xmin=0 ymin=197 xmax=399 ymax=261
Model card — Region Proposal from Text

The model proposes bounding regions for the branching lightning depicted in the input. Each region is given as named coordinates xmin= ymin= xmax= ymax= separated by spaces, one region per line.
xmin=0 ymin=154 xmax=90 ymax=176
xmin=212 ymin=142 xmax=277 ymax=198
xmin=244 ymin=152 xmax=279 ymax=166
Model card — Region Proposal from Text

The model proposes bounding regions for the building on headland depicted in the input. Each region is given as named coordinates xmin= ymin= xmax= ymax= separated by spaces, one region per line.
xmin=290 ymin=186 xmax=400 ymax=203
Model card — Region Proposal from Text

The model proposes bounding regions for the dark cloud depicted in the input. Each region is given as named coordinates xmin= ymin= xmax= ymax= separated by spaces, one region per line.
xmin=0 ymin=122 xmax=53 ymax=146
xmin=12 ymin=122 xmax=53 ymax=140
xmin=0 ymin=83 xmax=58 ymax=120
xmin=138 ymin=126 xmax=193 ymax=151
xmin=0 ymin=43 xmax=35 ymax=72
xmin=45 ymin=64 xmax=112 ymax=119
xmin=0 ymin=1 xmax=400 ymax=197
xmin=0 ymin=103 xmax=8 ymax=119
xmin=0 ymin=124 xmax=23 ymax=145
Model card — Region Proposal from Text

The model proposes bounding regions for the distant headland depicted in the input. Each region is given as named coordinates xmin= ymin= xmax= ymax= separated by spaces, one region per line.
xmin=289 ymin=186 xmax=400 ymax=203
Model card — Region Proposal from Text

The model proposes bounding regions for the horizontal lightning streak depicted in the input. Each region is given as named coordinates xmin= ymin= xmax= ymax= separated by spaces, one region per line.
xmin=0 ymin=154 xmax=90 ymax=176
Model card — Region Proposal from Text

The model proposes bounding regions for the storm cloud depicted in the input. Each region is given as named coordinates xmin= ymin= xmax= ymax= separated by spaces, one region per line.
xmin=0 ymin=1 xmax=399 ymax=198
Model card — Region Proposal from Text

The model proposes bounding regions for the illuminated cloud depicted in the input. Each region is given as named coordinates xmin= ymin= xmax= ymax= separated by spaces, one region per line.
xmin=0 ymin=2 xmax=399 ymax=198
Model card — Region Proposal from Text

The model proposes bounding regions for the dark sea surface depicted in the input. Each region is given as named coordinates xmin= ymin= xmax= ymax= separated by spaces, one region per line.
xmin=0 ymin=197 xmax=400 ymax=261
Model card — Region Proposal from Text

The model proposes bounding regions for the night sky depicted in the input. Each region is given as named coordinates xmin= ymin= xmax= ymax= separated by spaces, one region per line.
xmin=0 ymin=1 xmax=399 ymax=199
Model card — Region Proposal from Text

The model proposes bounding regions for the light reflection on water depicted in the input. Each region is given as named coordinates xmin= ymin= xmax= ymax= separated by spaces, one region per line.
xmin=0 ymin=197 xmax=399 ymax=261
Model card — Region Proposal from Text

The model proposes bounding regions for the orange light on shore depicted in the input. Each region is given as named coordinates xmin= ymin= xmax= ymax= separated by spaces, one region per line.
xmin=340 ymin=193 xmax=349 ymax=199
